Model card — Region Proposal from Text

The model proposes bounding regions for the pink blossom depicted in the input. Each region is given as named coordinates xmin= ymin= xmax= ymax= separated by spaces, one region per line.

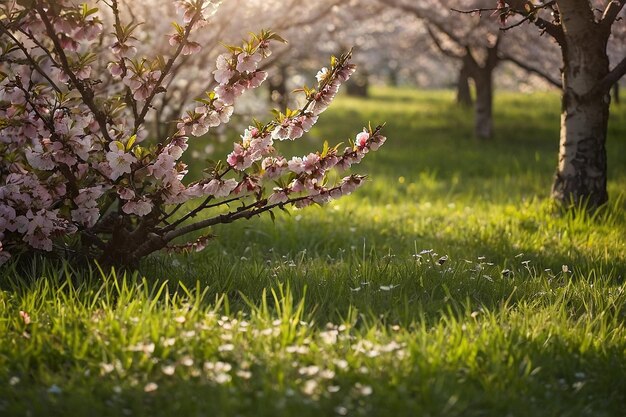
xmin=0 ymin=204 xmax=17 ymax=233
xmin=272 ymin=122 xmax=291 ymax=141
xmin=236 ymin=52 xmax=262 ymax=73
xmin=53 ymin=150 xmax=78 ymax=167
xmin=294 ymin=198 xmax=313 ymax=209
xmin=203 ymin=179 xmax=238 ymax=198
xmin=106 ymin=147 xmax=136 ymax=181
xmin=227 ymin=143 xmax=254 ymax=171
xmin=311 ymin=191 xmax=331 ymax=205
xmin=19 ymin=209 xmax=66 ymax=251
xmin=299 ymin=114 xmax=318 ymax=132
xmin=302 ymin=153 xmax=321 ymax=174
xmin=74 ymin=21 xmax=103 ymax=42
xmin=243 ymin=71 xmax=268 ymax=89
xmin=71 ymin=207 xmax=100 ymax=227
xmin=213 ymin=54 xmax=235 ymax=84
xmin=288 ymin=157 xmax=305 ymax=174
xmin=234 ymin=177 xmax=260 ymax=195
xmin=355 ymin=130 xmax=370 ymax=150
xmin=268 ymin=189 xmax=289 ymax=205
xmin=167 ymin=136 xmax=189 ymax=160
xmin=111 ymin=42 xmax=137 ymax=59
xmin=58 ymin=34 xmax=79 ymax=52
xmin=182 ymin=41 xmax=201 ymax=56
xmin=117 ymin=187 xmax=135 ymax=200
xmin=369 ymin=134 xmax=387 ymax=151
xmin=215 ymin=102 xmax=234 ymax=124
xmin=149 ymin=153 xmax=177 ymax=184
xmin=316 ymin=67 xmax=330 ymax=83
xmin=262 ymin=157 xmax=288 ymax=179
xmin=122 ymin=198 xmax=153 ymax=217
xmin=215 ymin=83 xmax=244 ymax=106
xmin=337 ymin=64 xmax=357 ymax=82
xmin=25 ymin=143 xmax=56 ymax=171
xmin=169 ymin=33 xmax=183 ymax=47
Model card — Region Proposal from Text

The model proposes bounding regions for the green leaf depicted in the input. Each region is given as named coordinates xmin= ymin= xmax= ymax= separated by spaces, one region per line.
xmin=112 ymin=141 xmax=125 ymax=151
xmin=126 ymin=134 xmax=137 ymax=151
xmin=268 ymin=33 xmax=288 ymax=44
xmin=321 ymin=141 xmax=330 ymax=158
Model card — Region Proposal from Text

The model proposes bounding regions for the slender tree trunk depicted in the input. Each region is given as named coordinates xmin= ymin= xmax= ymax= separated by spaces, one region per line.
xmin=473 ymin=68 xmax=494 ymax=139
xmin=552 ymin=2 xmax=611 ymax=207
xmin=457 ymin=55 xmax=473 ymax=107
xmin=388 ymin=67 xmax=399 ymax=87
xmin=613 ymin=82 xmax=620 ymax=105
xmin=269 ymin=64 xmax=288 ymax=109
xmin=346 ymin=70 xmax=369 ymax=97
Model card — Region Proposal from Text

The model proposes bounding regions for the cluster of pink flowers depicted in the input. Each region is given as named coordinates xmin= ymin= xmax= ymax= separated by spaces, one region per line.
xmin=0 ymin=1 xmax=386 ymax=267
xmin=265 ymin=128 xmax=387 ymax=208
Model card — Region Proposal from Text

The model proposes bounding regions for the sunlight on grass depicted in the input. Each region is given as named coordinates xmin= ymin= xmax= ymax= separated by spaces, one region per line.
xmin=1 ymin=88 xmax=625 ymax=416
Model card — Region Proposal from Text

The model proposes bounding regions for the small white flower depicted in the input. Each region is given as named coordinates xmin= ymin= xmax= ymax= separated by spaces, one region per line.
xmin=144 ymin=382 xmax=158 ymax=392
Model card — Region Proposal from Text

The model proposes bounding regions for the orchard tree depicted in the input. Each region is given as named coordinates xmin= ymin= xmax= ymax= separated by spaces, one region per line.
xmin=379 ymin=0 xmax=561 ymax=139
xmin=481 ymin=1 xmax=626 ymax=207
xmin=0 ymin=0 xmax=386 ymax=267
xmin=282 ymin=2 xmax=440 ymax=98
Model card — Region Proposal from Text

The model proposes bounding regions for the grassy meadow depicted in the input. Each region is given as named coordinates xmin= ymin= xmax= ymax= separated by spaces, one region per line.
xmin=1 ymin=87 xmax=625 ymax=416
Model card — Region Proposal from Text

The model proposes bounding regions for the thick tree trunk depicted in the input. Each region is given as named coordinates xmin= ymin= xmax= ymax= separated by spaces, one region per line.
xmin=457 ymin=56 xmax=473 ymax=107
xmin=552 ymin=2 xmax=611 ymax=207
xmin=473 ymin=69 xmax=493 ymax=139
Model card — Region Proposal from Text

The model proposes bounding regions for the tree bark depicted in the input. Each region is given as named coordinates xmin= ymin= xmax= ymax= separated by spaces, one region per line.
xmin=473 ymin=69 xmax=493 ymax=139
xmin=552 ymin=1 xmax=611 ymax=208
xmin=457 ymin=55 xmax=473 ymax=107
xmin=464 ymin=40 xmax=500 ymax=140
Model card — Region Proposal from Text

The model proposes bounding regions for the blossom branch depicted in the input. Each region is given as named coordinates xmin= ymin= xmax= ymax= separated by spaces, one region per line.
xmin=34 ymin=1 xmax=113 ymax=143
xmin=0 ymin=22 xmax=63 ymax=94
xmin=133 ymin=9 xmax=202 ymax=132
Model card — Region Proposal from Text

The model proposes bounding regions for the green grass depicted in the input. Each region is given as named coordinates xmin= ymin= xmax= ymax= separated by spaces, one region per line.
xmin=1 ymin=87 xmax=625 ymax=416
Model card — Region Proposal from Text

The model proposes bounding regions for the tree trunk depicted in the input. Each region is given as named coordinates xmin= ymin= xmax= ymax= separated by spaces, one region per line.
xmin=463 ymin=39 xmax=500 ymax=139
xmin=457 ymin=56 xmax=473 ymax=107
xmin=269 ymin=64 xmax=288 ymax=109
xmin=473 ymin=69 xmax=493 ymax=139
xmin=552 ymin=2 xmax=611 ymax=208
xmin=346 ymin=70 xmax=369 ymax=97
xmin=613 ymin=82 xmax=620 ymax=105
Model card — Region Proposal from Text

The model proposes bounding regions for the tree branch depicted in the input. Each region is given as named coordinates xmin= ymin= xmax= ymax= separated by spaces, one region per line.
xmin=499 ymin=52 xmax=562 ymax=88
xmin=34 ymin=2 xmax=113 ymax=143
xmin=424 ymin=25 xmax=465 ymax=60
xmin=589 ymin=55 xmax=626 ymax=97
xmin=133 ymin=9 xmax=201 ymax=132
xmin=0 ymin=22 xmax=63 ymax=94
xmin=601 ymin=0 xmax=625 ymax=30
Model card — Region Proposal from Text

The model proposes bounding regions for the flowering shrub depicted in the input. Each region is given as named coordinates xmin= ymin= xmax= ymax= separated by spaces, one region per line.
xmin=0 ymin=0 xmax=386 ymax=267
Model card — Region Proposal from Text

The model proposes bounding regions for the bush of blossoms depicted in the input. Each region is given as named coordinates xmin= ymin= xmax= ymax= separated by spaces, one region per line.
xmin=0 ymin=0 xmax=386 ymax=267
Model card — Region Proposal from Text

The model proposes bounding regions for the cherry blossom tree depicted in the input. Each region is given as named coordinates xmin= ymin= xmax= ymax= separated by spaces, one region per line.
xmin=378 ymin=0 xmax=561 ymax=139
xmin=478 ymin=1 xmax=626 ymax=207
xmin=0 ymin=0 xmax=386 ymax=267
